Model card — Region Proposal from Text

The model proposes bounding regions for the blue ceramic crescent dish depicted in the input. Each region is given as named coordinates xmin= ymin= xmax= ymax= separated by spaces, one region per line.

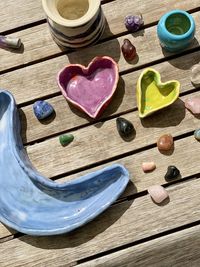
xmin=157 ymin=10 xmax=195 ymax=52
xmin=0 ymin=90 xmax=129 ymax=236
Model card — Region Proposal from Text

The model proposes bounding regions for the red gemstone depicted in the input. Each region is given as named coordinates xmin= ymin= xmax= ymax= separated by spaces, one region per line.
xmin=121 ymin=39 xmax=136 ymax=61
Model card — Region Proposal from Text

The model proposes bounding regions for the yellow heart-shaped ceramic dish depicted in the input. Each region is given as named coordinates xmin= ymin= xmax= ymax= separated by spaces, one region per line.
xmin=136 ymin=68 xmax=180 ymax=118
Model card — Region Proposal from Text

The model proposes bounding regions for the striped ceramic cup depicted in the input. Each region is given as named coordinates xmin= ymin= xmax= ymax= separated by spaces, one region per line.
xmin=42 ymin=0 xmax=105 ymax=48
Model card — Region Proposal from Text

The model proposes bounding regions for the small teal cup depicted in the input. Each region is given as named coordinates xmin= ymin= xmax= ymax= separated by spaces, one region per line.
xmin=157 ymin=10 xmax=196 ymax=52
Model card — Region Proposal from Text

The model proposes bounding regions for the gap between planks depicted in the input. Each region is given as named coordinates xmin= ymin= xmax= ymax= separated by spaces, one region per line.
xmin=77 ymin=222 xmax=200 ymax=267
xmin=0 ymin=11 xmax=200 ymax=103
xmin=0 ymin=5 xmax=199 ymax=73
xmin=1 ymin=133 xmax=200 ymax=241
xmin=1 ymin=49 xmax=200 ymax=145
xmin=0 ymin=0 xmax=112 ymax=34
xmin=0 ymin=178 xmax=200 ymax=267
xmin=24 ymin=89 xmax=200 ymax=179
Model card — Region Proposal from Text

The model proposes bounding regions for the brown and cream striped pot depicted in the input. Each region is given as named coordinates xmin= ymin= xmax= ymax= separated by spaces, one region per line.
xmin=42 ymin=0 xmax=105 ymax=48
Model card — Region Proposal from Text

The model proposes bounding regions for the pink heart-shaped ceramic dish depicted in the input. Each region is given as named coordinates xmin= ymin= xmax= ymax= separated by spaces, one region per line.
xmin=57 ymin=56 xmax=119 ymax=118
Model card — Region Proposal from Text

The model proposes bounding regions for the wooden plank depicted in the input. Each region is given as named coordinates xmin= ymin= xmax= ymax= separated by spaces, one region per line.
xmin=1 ymin=134 xmax=200 ymax=240
xmin=79 ymin=224 xmax=200 ymax=267
xmin=3 ymin=0 xmax=200 ymax=34
xmin=0 ymin=178 xmax=200 ymax=267
xmin=59 ymin=134 xmax=200 ymax=197
xmin=0 ymin=0 xmax=106 ymax=33
xmin=0 ymin=8 xmax=200 ymax=73
xmin=25 ymin=90 xmax=199 ymax=178
xmin=0 ymin=0 xmax=44 ymax=32
xmin=0 ymin=0 xmax=199 ymax=38
xmin=1 ymin=18 xmax=200 ymax=105
xmin=0 ymin=225 xmax=15 ymax=241
xmin=20 ymin=51 xmax=200 ymax=143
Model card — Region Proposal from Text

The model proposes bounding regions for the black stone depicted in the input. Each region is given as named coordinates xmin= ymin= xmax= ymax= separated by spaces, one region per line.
xmin=165 ymin=166 xmax=180 ymax=181
xmin=116 ymin=117 xmax=135 ymax=140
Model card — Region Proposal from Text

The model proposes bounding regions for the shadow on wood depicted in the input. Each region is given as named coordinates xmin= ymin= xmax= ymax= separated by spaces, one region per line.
xmin=19 ymin=198 xmax=135 ymax=249
xmin=161 ymin=38 xmax=200 ymax=70
xmin=66 ymin=19 xmax=121 ymax=65
xmin=140 ymin=98 xmax=186 ymax=128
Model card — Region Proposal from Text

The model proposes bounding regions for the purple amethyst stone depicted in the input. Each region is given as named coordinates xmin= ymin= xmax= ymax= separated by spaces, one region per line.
xmin=125 ymin=14 xmax=144 ymax=32
xmin=33 ymin=100 xmax=54 ymax=120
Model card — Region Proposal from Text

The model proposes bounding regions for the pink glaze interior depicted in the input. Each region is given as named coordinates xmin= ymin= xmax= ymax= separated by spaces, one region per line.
xmin=59 ymin=58 xmax=117 ymax=116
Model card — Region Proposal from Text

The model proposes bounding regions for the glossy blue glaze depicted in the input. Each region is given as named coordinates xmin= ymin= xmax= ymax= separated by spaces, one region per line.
xmin=157 ymin=10 xmax=195 ymax=52
xmin=33 ymin=100 xmax=54 ymax=120
xmin=0 ymin=90 xmax=129 ymax=236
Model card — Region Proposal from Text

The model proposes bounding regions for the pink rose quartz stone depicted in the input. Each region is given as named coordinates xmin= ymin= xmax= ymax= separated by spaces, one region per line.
xmin=184 ymin=97 xmax=200 ymax=114
xmin=147 ymin=185 xmax=169 ymax=204
xmin=142 ymin=162 xmax=156 ymax=172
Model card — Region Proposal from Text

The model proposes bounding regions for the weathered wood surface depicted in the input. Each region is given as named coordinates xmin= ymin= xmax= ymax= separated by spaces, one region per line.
xmin=19 ymin=51 xmax=200 ymax=143
xmin=0 ymin=225 xmax=16 ymax=241
xmin=1 ymin=0 xmax=200 ymax=266
xmin=1 ymin=13 xmax=200 ymax=104
xmin=1 ymin=133 xmax=200 ymax=240
xmin=0 ymin=178 xmax=200 ymax=267
xmin=0 ymin=7 xmax=199 ymax=73
xmin=0 ymin=0 xmax=44 ymax=32
xmin=1 ymin=134 xmax=200 ymax=240
xmin=1 ymin=0 xmax=199 ymax=33
xmin=25 ymin=90 xmax=199 ymax=178
xmin=0 ymin=0 xmax=106 ymax=33
xmin=79 ymin=224 xmax=200 ymax=267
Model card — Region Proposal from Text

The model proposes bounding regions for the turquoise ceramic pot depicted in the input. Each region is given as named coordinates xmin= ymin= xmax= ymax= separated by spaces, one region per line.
xmin=157 ymin=10 xmax=196 ymax=52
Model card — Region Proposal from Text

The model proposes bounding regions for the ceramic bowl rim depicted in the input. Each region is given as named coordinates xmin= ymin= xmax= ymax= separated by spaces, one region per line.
xmin=57 ymin=56 xmax=119 ymax=119
xmin=42 ymin=0 xmax=101 ymax=28
xmin=158 ymin=9 xmax=195 ymax=40
xmin=137 ymin=67 xmax=180 ymax=118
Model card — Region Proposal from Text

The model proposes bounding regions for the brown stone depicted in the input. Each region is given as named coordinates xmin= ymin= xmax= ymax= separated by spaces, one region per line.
xmin=157 ymin=134 xmax=174 ymax=151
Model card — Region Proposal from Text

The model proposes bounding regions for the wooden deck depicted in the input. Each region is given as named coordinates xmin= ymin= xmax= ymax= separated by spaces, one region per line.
xmin=0 ymin=0 xmax=200 ymax=266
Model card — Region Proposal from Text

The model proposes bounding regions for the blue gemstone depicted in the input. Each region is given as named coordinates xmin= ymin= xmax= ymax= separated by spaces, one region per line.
xmin=0 ymin=90 xmax=130 ymax=236
xmin=33 ymin=100 xmax=54 ymax=120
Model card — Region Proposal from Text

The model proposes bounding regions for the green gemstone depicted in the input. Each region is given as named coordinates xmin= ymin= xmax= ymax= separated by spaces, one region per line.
xmin=59 ymin=134 xmax=74 ymax=146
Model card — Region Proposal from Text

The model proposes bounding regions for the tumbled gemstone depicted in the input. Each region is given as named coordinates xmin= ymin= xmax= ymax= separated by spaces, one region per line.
xmin=194 ymin=128 xmax=200 ymax=141
xmin=190 ymin=64 xmax=200 ymax=85
xmin=124 ymin=14 xmax=144 ymax=32
xmin=184 ymin=97 xmax=200 ymax=114
xmin=164 ymin=166 xmax=180 ymax=181
xmin=157 ymin=134 xmax=174 ymax=151
xmin=121 ymin=39 xmax=137 ymax=61
xmin=142 ymin=162 xmax=156 ymax=172
xmin=33 ymin=100 xmax=54 ymax=120
xmin=59 ymin=134 xmax=74 ymax=146
xmin=147 ymin=185 xmax=169 ymax=204
xmin=116 ymin=117 xmax=135 ymax=139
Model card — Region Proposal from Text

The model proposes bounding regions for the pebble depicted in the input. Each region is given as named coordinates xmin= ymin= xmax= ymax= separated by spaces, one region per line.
xmin=33 ymin=100 xmax=54 ymax=120
xmin=147 ymin=185 xmax=169 ymax=204
xmin=124 ymin=14 xmax=144 ymax=32
xmin=121 ymin=39 xmax=137 ymax=61
xmin=142 ymin=162 xmax=156 ymax=172
xmin=59 ymin=134 xmax=74 ymax=146
xmin=116 ymin=117 xmax=135 ymax=139
xmin=190 ymin=64 xmax=200 ymax=85
xmin=194 ymin=128 xmax=200 ymax=141
xmin=0 ymin=35 xmax=22 ymax=49
xmin=164 ymin=166 xmax=180 ymax=181
xmin=157 ymin=134 xmax=174 ymax=151
xmin=184 ymin=97 xmax=200 ymax=114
